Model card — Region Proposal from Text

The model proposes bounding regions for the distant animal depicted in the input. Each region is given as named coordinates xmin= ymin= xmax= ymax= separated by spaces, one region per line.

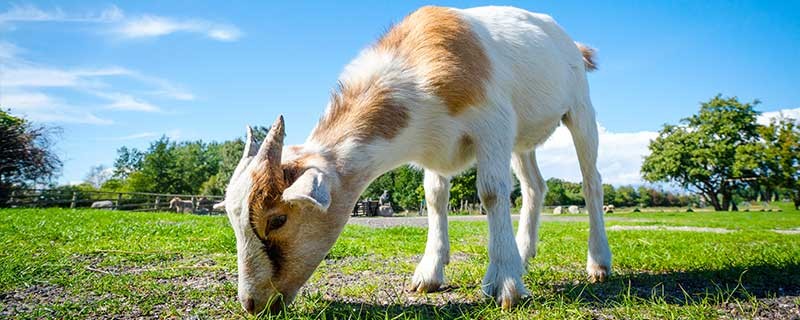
xmin=603 ymin=204 xmax=615 ymax=213
xmin=568 ymin=205 xmax=580 ymax=214
xmin=168 ymin=197 xmax=194 ymax=213
xmin=90 ymin=200 xmax=113 ymax=209
xmin=214 ymin=6 xmax=610 ymax=314
xmin=196 ymin=197 xmax=215 ymax=211
xmin=553 ymin=206 xmax=563 ymax=214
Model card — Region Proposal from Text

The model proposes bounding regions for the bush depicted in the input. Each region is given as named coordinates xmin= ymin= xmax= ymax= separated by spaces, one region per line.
xmin=633 ymin=207 xmax=641 ymax=212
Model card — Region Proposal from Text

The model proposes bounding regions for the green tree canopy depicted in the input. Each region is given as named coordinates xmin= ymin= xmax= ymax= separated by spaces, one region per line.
xmin=641 ymin=95 xmax=761 ymax=211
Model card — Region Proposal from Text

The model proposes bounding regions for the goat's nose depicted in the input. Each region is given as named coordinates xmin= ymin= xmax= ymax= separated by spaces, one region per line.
xmin=243 ymin=297 xmax=256 ymax=314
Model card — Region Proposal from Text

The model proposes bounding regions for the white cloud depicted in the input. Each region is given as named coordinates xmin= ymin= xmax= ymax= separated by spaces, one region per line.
xmin=757 ymin=108 xmax=800 ymax=125
xmin=98 ymin=129 xmax=181 ymax=141
xmin=0 ymin=4 xmax=123 ymax=24
xmin=0 ymin=41 xmax=21 ymax=59
xmin=99 ymin=93 xmax=161 ymax=112
xmin=0 ymin=42 xmax=197 ymax=118
xmin=116 ymin=16 xmax=241 ymax=41
xmin=3 ymin=90 xmax=113 ymax=125
xmin=537 ymin=124 xmax=658 ymax=186
xmin=0 ymin=4 xmax=241 ymax=42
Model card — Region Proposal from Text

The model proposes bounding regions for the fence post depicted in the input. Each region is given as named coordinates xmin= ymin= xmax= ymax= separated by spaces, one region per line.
xmin=70 ymin=192 xmax=77 ymax=209
xmin=154 ymin=196 xmax=160 ymax=210
xmin=115 ymin=193 xmax=122 ymax=210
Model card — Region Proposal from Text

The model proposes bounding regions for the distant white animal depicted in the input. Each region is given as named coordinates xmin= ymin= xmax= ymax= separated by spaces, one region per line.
xmin=553 ymin=206 xmax=563 ymax=214
xmin=214 ymin=6 xmax=610 ymax=314
xmin=603 ymin=204 xmax=615 ymax=213
xmin=169 ymin=197 xmax=193 ymax=213
xmin=90 ymin=200 xmax=113 ymax=209
xmin=568 ymin=205 xmax=580 ymax=214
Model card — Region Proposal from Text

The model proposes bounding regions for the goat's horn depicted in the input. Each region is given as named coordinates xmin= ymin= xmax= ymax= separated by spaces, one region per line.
xmin=256 ymin=115 xmax=286 ymax=178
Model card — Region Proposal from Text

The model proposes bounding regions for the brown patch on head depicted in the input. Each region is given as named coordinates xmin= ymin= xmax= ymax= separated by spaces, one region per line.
xmin=377 ymin=6 xmax=490 ymax=114
xmin=311 ymin=79 xmax=409 ymax=146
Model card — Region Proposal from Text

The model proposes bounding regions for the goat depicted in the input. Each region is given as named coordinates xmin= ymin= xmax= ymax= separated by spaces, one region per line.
xmin=168 ymin=197 xmax=193 ymax=213
xmin=215 ymin=6 xmax=611 ymax=314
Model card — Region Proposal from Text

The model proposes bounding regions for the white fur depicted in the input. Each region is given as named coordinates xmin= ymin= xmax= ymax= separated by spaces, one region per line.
xmin=306 ymin=6 xmax=611 ymax=304
xmin=222 ymin=6 xmax=612 ymax=312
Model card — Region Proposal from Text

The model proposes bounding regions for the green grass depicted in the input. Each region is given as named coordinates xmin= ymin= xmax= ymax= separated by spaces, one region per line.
xmin=1 ymin=206 xmax=799 ymax=319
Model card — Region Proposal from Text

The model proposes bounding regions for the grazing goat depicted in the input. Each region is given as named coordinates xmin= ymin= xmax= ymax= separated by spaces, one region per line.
xmin=168 ymin=197 xmax=193 ymax=213
xmin=216 ymin=6 xmax=611 ymax=314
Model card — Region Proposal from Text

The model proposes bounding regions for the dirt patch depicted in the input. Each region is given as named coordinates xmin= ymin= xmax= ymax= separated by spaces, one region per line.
xmin=721 ymin=296 xmax=800 ymax=319
xmin=301 ymin=255 xmax=483 ymax=306
xmin=0 ymin=283 xmax=112 ymax=317
xmin=608 ymin=225 xmax=733 ymax=233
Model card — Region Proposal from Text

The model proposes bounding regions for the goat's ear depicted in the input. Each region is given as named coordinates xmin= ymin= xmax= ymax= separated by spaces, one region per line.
xmin=282 ymin=168 xmax=331 ymax=212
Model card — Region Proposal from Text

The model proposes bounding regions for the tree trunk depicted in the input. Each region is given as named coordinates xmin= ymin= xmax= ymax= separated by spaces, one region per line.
xmin=721 ymin=191 xmax=732 ymax=212
xmin=705 ymin=192 xmax=723 ymax=211
xmin=794 ymin=190 xmax=800 ymax=210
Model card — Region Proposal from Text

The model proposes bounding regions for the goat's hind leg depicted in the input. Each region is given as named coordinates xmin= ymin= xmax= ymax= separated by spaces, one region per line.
xmin=409 ymin=171 xmax=450 ymax=292
xmin=512 ymin=151 xmax=546 ymax=265
xmin=563 ymin=100 xmax=612 ymax=283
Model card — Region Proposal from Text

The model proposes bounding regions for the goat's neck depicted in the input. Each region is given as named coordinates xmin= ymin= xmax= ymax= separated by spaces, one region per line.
xmin=307 ymin=138 xmax=402 ymax=220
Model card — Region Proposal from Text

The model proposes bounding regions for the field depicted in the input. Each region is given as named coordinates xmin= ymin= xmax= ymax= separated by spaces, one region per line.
xmin=1 ymin=206 xmax=799 ymax=319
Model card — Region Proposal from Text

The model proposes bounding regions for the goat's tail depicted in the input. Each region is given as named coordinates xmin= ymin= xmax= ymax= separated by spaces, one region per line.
xmin=575 ymin=42 xmax=597 ymax=72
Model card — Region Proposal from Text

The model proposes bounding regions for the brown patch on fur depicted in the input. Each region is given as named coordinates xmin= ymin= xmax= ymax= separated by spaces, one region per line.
xmin=457 ymin=134 xmax=475 ymax=159
xmin=576 ymin=43 xmax=597 ymax=72
xmin=311 ymin=79 xmax=409 ymax=146
xmin=377 ymin=6 xmax=490 ymax=114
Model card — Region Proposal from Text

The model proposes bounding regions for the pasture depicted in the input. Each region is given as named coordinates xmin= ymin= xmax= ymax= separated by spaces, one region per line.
xmin=1 ymin=206 xmax=799 ymax=319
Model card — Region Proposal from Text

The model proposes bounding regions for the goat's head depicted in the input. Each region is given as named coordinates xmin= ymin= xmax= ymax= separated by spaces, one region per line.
xmin=217 ymin=116 xmax=343 ymax=315
xmin=169 ymin=197 xmax=181 ymax=208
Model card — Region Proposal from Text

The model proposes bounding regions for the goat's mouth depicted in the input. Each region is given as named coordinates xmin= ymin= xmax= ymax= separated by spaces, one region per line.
xmin=242 ymin=292 xmax=290 ymax=315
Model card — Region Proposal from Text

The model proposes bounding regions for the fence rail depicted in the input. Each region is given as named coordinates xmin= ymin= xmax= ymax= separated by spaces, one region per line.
xmin=4 ymin=188 xmax=224 ymax=214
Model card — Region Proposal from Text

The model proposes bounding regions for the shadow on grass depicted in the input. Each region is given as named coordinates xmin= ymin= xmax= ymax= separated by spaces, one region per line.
xmin=267 ymin=263 xmax=800 ymax=319
xmin=556 ymin=262 xmax=800 ymax=305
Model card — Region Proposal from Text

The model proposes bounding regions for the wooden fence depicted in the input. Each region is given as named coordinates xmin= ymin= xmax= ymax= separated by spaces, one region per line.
xmin=4 ymin=188 xmax=224 ymax=214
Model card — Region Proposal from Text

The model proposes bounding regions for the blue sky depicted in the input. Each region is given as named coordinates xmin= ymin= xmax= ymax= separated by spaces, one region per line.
xmin=2 ymin=1 xmax=799 ymax=186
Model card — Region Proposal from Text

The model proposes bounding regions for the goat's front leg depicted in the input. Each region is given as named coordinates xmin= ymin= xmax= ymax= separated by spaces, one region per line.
xmin=409 ymin=171 xmax=450 ymax=293
xmin=477 ymin=140 xmax=529 ymax=309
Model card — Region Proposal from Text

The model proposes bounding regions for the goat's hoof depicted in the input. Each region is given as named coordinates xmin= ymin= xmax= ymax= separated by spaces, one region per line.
xmin=407 ymin=279 xmax=442 ymax=293
xmin=482 ymin=266 xmax=529 ymax=310
xmin=408 ymin=256 xmax=445 ymax=293
xmin=587 ymin=263 xmax=611 ymax=283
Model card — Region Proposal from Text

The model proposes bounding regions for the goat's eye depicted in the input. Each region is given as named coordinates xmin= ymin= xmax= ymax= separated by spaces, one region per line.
xmin=269 ymin=215 xmax=287 ymax=230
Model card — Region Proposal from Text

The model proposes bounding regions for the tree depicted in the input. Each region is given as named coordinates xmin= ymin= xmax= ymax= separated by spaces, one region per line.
xmin=742 ymin=116 xmax=800 ymax=209
xmin=449 ymin=167 xmax=478 ymax=210
xmin=362 ymin=165 xmax=424 ymax=211
xmin=112 ymin=146 xmax=144 ymax=179
xmin=641 ymin=96 xmax=761 ymax=211
xmin=84 ymin=165 xmax=112 ymax=189
xmin=0 ymin=110 xmax=62 ymax=205
xmin=200 ymin=126 xmax=270 ymax=195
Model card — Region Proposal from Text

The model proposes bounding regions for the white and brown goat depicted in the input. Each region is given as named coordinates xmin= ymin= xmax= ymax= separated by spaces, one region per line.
xmin=216 ymin=6 xmax=611 ymax=314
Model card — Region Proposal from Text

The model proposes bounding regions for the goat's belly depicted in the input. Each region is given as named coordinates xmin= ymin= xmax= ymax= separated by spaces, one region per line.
xmin=514 ymin=120 xmax=560 ymax=152
xmin=414 ymin=135 xmax=477 ymax=176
